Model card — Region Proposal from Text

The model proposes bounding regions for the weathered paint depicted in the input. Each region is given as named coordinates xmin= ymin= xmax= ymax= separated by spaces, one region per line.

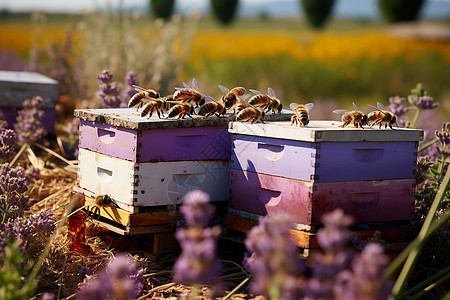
xmin=79 ymin=120 xmax=231 ymax=162
xmin=229 ymin=169 xmax=415 ymax=225
xmin=78 ymin=148 xmax=230 ymax=212
xmin=231 ymin=134 xmax=418 ymax=182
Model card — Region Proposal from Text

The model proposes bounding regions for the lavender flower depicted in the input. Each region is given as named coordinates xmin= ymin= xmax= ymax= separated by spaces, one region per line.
xmin=122 ymin=71 xmax=139 ymax=107
xmin=408 ymin=84 xmax=439 ymax=111
xmin=435 ymin=122 xmax=450 ymax=156
xmin=29 ymin=211 xmax=56 ymax=238
xmin=3 ymin=217 xmax=34 ymax=252
xmin=24 ymin=166 xmax=40 ymax=184
xmin=174 ymin=190 xmax=223 ymax=292
xmin=244 ymin=214 xmax=305 ymax=300
xmin=316 ymin=208 xmax=354 ymax=253
xmin=77 ymin=254 xmax=145 ymax=300
xmin=14 ymin=96 xmax=48 ymax=144
xmin=97 ymin=70 xmax=123 ymax=108
xmin=0 ymin=129 xmax=16 ymax=161
xmin=180 ymin=189 xmax=216 ymax=227
xmin=0 ymin=163 xmax=29 ymax=220
xmin=388 ymin=96 xmax=410 ymax=116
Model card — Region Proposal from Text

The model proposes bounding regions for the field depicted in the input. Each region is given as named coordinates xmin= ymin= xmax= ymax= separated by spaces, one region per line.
xmin=0 ymin=11 xmax=450 ymax=300
xmin=1 ymin=12 xmax=450 ymax=121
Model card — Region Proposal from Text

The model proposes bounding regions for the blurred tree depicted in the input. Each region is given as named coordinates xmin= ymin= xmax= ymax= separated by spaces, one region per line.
xmin=378 ymin=0 xmax=424 ymax=22
xmin=210 ymin=0 xmax=239 ymax=25
xmin=150 ymin=0 xmax=175 ymax=20
xmin=300 ymin=0 xmax=335 ymax=29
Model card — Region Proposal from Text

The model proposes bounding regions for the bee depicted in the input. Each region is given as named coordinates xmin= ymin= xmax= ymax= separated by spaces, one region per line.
xmin=173 ymin=78 xmax=206 ymax=108
xmin=236 ymin=106 xmax=266 ymax=124
xmin=128 ymin=85 xmax=160 ymax=110
xmin=141 ymin=97 xmax=168 ymax=119
xmin=333 ymin=102 xmax=368 ymax=128
xmin=368 ymin=102 xmax=398 ymax=129
xmin=198 ymin=98 xmax=226 ymax=118
xmin=58 ymin=194 xmax=116 ymax=223
xmin=167 ymin=102 xmax=195 ymax=119
xmin=249 ymin=87 xmax=283 ymax=114
xmin=290 ymin=102 xmax=314 ymax=127
xmin=218 ymin=85 xmax=246 ymax=109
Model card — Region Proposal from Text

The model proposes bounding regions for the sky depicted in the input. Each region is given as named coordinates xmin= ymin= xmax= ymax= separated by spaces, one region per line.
xmin=1 ymin=0 xmax=450 ymax=19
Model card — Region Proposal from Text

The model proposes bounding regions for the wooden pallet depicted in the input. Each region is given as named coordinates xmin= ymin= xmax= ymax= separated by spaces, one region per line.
xmin=73 ymin=195 xmax=181 ymax=258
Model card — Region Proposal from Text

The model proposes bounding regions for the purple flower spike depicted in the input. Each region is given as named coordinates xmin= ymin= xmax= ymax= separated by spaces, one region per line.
xmin=97 ymin=70 xmax=123 ymax=108
xmin=244 ymin=214 xmax=305 ymax=299
xmin=388 ymin=96 xmax=410 ymax=116
xmin=97 ymin=70 xmax=113 ymax=84
xmin=317 ymin=208 xmax=354 ymax=252
xmin=0 ymin=129 xmax=16 ymax=160
xmin=180 ymin=190 xmax=216 ymax=227
xmin=14 ymin=96 xmax=48 ymax=144
xmin=408 ymin=84 xmax=439 ymax=110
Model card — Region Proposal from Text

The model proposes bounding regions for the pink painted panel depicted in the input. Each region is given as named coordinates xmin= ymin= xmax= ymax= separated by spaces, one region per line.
xmin=230 ymin=169 xmax=415 ymax=225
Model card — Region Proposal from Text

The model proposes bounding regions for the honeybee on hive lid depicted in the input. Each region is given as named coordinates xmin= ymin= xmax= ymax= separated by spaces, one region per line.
xmin=218 ymin=85 xmax=247 ymax=110
xmin=236 ymin=105 xmax=266 ymax=124
xmin=166 ymin=102 xmax=195 ymax=119
xmin=140 ymin=97 xmax=169 ymax=119
xmin=290 ymin=102 xmax=314 ymax=127
xmin=333 ymin=102 xmax=368 ymax=129
xmin=249 ymin=87 xmax=283 ymax=114
xmin=128 ymin=85 xmax=160 ymax=110
xmin=173 ymin=78 xmax=208 ymax=109
xmin=368 ymin=102 xmax=398 ymax=129
xmin=198 ymin=96 xmax=227 ymax=118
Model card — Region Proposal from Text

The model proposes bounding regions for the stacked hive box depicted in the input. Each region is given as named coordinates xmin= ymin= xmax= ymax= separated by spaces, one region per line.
xmin=74 ymin=108 xmax=293 ymax=235
xmin=226 ymin=120 xmax=423 ymax=254
xmin=0 ymin=71 xmax=58 ymax=134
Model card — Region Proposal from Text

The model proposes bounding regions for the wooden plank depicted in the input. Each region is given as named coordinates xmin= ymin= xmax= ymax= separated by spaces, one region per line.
xmin=84 ymin=196 xmax=182 ymax=227
xmin=89 ymin=218 xmax=174 ymax=235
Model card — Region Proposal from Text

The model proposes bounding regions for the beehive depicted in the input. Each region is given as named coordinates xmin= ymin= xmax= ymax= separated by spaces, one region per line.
xmin=0 ymin=71 xmax=58 ymax=133
xmin=75 ymin=108 xmax=293 ymax=215
xmin=228 ymin=120 xmax=424 ymax=226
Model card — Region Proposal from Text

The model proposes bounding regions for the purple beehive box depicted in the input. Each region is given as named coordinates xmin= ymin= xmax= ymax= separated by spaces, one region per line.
xmin=75 ymin=108 xmax=294 ymax=162
xmin=0 ymin=71 xmax=58 ymax=134
xmin=228 ymin=120 xmax=424 ymax=225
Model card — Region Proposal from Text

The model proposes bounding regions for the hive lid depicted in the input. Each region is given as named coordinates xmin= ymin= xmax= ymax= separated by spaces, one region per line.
xmin=228 ymin=120 xmax=424 ymax=142
xmin=0 ymin=71 xmax=58 ymax=85
xmin=74 ymin=108 xmax=294 ymax=130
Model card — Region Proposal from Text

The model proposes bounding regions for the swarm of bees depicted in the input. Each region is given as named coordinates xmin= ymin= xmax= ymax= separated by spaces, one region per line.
xmin=126 ymin=78 xmax=398 ymax=129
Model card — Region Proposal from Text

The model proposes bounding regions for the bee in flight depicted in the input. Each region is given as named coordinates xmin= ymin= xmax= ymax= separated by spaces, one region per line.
xmin=248 ymin=87 xmax=283 ymax=114
xmin=198 ymin=97 xmax=226 ymax=118
xmin=333 ymin=102 xmax=368 ymax=128
xmin=140 ymin=97 xmax=169 ymax=119
xmin=368 ymin=102 xmax=398 ymax=129
xmin=173 ymin=78 xmax=207 ymax=109
xmin=128 ymin=85 xmax=160 ymax=110
xmin=290 ymin=102 xmax=314 ymax=127
xmin=218 ymin=85 xmax=246 ymax=110
xmin=167 ymin=102 xmax=195 ymax=119
xmin=236 ymin=105 xmax=266 ymax=124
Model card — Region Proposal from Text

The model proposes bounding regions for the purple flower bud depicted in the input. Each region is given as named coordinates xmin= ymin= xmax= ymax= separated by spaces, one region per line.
xmin=0 ymin=129 xmax=16 ymax=159
xmin=409 ymin=95 xmax=439 ymax=110
xmin=388 ymin=96 xmax=410 ymax=116
xmin=317 ymin=209 xmax=354 ymax=252
xmin=180 ymin=190 xmax=216 ymax=227
xmin=97 ymin=70 xmax=113 ymax=84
